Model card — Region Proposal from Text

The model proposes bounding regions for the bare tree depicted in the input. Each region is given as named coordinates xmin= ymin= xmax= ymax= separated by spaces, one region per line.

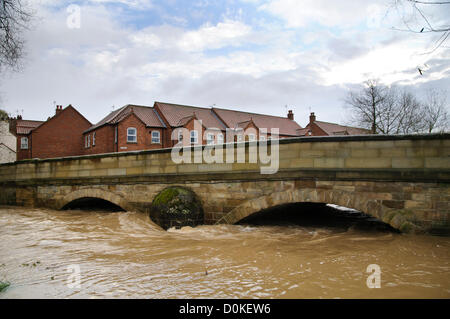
xmin=395 ymin=90 xmax=424 ymax=133
xmin=392 ymin=0 xmax=450 ymax=54
xmin=345 ymin=79 xmax=388 ymax=134
xmin=421 ymin=88 xmax=449 ymax=132
xmin=345 ymin=80 xmax=448 ymax=134
xmin=0 ymin=0 xmax=33 ymax=72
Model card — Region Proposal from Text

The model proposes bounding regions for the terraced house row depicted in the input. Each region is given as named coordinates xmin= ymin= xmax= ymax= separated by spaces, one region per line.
xmin=7 ymin=101 xmax=370 ymax=161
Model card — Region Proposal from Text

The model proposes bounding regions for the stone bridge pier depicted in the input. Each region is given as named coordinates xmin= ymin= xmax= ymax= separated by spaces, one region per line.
xmin=0 ymin=134 xmax=449 ymax=234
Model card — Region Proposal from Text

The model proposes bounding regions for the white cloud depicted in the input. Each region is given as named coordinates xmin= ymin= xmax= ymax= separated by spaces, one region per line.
xmin=178 ymin=20 xmax=252 ymax=52
xmin=259 ymin=0 xmax=381 ymax=28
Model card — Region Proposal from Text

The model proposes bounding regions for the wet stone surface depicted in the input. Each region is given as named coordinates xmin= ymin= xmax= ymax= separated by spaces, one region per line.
xmin=149 ymin=186 xmax=204 ymax=230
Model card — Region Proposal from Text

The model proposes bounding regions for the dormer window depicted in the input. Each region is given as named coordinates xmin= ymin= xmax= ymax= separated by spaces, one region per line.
xmin=127 ymin=128 xmax=137 ymax=143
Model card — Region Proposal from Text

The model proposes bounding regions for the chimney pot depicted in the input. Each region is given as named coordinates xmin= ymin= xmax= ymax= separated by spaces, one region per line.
xmin=287 ymin=110 xmax=294 ymax=120
xmin=56 ymin=105 xmax=63 ymax=114
xmin=309 ymin=112 xmax=316 ymax=124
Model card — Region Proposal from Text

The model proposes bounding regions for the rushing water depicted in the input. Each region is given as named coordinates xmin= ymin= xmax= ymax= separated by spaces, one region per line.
xmin=0 ymin=205 xmax=449 ymax=299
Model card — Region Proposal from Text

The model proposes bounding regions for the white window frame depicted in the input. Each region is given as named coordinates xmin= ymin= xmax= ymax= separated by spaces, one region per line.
xmin=127 ymin=127 xmax=137 ymax=143
xmin=92 ymin=132 xmax=96 ymax=146
xmin=206 ymin=133 xmax=215 ymax=145
xmin=190 ymin=130 xmax=198 ymax=144
xmin=248 ymin=133 xmax=256 ymax=142
xmin=260 ymin=135 xmax=266 ymax=141
xmin=237 ymin=134 xmax=243 ymax=142
xmin=217 ymin=133 xmax=224 ymax=144
xmin=21 ymin=137 xmax=28 ymax=150
xmin=151 ymin=131 xmax=160 ymax=144
xmin=87 ymin=134 xmax=91 ymax=148
xmin=115 ymin=126 xmax=118 ymax=144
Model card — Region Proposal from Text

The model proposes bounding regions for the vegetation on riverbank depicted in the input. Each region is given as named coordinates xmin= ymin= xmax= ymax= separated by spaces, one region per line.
xmin=0 ymin=281 xmax=10 ymax=292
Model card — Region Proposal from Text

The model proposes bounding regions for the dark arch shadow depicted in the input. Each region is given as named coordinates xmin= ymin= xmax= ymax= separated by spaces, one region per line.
xmin=61 ymin=197 xmax=126 ymax=212
xmin=237 ymin=202 xmax=399 ymax=233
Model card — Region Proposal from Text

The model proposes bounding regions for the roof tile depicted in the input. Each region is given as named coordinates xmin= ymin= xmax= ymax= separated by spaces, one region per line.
xmin=155 ymin=102 xmax=227 ymax=130
xmin=212 ymin=107 xmax=302 ymax=136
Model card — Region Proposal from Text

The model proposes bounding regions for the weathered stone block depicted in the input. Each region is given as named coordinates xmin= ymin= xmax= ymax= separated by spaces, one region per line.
xmin=314 ymin=158 xmax=345 ymax=168
xmin=345 ymin=158 xmax=391 ymax=169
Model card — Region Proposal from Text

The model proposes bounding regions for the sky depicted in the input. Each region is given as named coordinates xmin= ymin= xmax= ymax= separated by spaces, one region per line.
xmin=0 ymin=0 xmax=449 ymax=127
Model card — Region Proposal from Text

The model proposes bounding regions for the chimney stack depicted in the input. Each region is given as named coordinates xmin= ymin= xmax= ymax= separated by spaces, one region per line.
xmin=55 ymin=105 xmax=63 ymax=115
xmin=17 ymin=115 xmax=22 ymax=120
xmin=309 ymin=112 xmax=316 ymax=124
xmin=287 ymin=110 xmax=294 ymax=120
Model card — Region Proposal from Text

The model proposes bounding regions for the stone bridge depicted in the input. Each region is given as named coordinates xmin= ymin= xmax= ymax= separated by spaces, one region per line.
xmin=0 ymin=134 xmax=449 ymax=234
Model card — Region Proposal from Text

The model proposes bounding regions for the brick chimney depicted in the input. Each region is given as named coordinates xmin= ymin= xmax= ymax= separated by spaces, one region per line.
xmin=55 ymin=105 xmax=63 ymax=115
xmin=309 ymin=112 xmax=316 ymax=124
xmin=17 ymin=115 xmax=22 ymax=120
xmin=287 ymin=110 xmax=294 ymax=120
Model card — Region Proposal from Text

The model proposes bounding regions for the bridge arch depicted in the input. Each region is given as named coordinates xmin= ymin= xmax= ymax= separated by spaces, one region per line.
xmin=58 ymin=188 xmax=133 ymax=212
xmin=216 ymin=188 xmax=413 ymax=232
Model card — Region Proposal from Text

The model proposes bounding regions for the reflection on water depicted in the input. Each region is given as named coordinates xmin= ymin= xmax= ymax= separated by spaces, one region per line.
xmin=0 ymin=205 xmax=449 ymax=299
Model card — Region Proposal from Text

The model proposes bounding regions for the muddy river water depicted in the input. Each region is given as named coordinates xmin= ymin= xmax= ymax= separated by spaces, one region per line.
xmin=0 ymin=205 xmax=449 ymax=299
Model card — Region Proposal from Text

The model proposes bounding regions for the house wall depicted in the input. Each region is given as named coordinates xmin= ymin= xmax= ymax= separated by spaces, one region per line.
xmin=30 ymin=107 xmax=91 ymax=159
xmin=83 ymin=125 xmax=115 ymax=155
xmin=116 ymin=114 xmax=165 ymax=152
xmin=0 ymin=144 xmax=15 ymax=164
xmin=16 ymin=134 xmax=32 ymax=161
xmin=307 ymin=123 xmax=329 ymax=136
xmin=0 ymin=121 xmax=16 ymax=151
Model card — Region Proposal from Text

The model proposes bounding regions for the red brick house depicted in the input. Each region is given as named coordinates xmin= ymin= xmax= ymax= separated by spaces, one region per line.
xmin=10 ymin=102 xmax=372 ymax=161
xmin=211 ymin=107 xmax=302 ymax=141
xmin=83 ymin=104 xmax=167 ymax=154
xmin=9 ymin=116 xmax=44 ymax=161
xmin=82 ymin=102 xmax=303 ymax=156
xmin=154 ymin=102 xmax=228 ymax=147
xmin=298 ymin=112 xmax=371 ymax=136
xmin=10 ymin=105 xmax=91 ymax=160
xmin=31 ymin=105 xmax=92 ymax=159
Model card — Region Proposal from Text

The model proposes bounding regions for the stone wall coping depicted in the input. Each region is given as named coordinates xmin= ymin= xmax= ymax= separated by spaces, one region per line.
xmin=1 ymin=132 xmax=449 ymax=167
xmin=2 ymin=168 xmax=449 ymax=186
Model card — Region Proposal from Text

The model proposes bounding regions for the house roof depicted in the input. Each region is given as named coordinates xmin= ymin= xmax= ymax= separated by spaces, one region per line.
xmin=312 ymin=121 xmax=371 ymax=136
xmin=212 ymin=107 xmax=302 ymax=136
xmin=32 ymin=105 xmax=92 ymax=135
xmin=15 ymin=120 xmax=44 ymax=135
xmin=155 ymin=102 xmax=227 ymax=130
xmin=85 ymin=104 xmax=166 ymax=133
xmin=296 ymin=128 xmax=310 ymax=136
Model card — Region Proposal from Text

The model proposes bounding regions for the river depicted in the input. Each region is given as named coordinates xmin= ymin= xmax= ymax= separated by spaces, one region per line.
xmin=0 ymin=205 xmax=449 ymax=299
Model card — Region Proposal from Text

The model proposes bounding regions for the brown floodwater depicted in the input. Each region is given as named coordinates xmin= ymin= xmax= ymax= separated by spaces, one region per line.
xmin=0 ymin=205 xmax=449 ymax=299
